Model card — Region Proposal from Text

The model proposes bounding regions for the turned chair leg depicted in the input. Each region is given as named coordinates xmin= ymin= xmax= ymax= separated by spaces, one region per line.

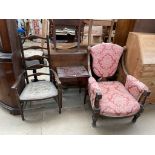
xmin=19 ymin=102 xmax=25 ymax=121
xmin=21 ymin=111 xmax=25 ymax=121
xmin=132 ymin=113 xmax=141 ymax=123
xmin=58 ymin=96 xmax=62 ymax=114
xmin=84 ymin=88 xmax=88 ymax=104
xmin=132 ymin=105 xmax=144 ymax=123
xmin=92 ymin=113 xmax=98 ymax=127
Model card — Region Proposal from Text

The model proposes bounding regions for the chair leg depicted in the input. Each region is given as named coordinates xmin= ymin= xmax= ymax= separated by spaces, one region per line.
xmin=92 ymin=113 xmax=98 ymax=127
xmin=84 ymin=92 xmax=87 ymax=104
xmin=132 ymin=113 xmax=141 ymax=123
xmin=132 ymin=105 xmax=144 ymax=123
xmin=58 ymin=95 xmax=62 ymax=114
xmin=21 ymin=111 xmax=25 ymax=121
xmin=84 ymin=88 xmax=88 ymax=104
xmin=19 ymin=102 xmax=25 ymax=121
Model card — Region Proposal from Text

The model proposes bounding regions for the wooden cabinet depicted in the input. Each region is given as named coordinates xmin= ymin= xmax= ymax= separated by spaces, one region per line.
xmin=114 ymin=19 xmax=136 ymax=46
xmin=125 ymin=32 xmax=155 ymax=103
xmin=0 ymin=19 xmax=24 ymax=114
xmin=114 ymin=19 xmax=155 ymax=47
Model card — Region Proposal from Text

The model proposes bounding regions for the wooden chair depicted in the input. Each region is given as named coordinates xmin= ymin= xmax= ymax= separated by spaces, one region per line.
xmin=11 ymin=35 xmax=62 ymax=121
xmin=49 ymin=19 xmax=85 ymax=50
xmin=85 ymin=43 xmax=151 ymax=127
xmin=86 ymin=19 xmax=115 ymax=46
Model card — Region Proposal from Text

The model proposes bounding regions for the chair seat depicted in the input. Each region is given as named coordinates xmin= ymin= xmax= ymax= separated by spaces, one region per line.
xmin=98 ymin=81 xmax=140 ymax=117
xmin=20 ymin=81 xmax=58 ymax=101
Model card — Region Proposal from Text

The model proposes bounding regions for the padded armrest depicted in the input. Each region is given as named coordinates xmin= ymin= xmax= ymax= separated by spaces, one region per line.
xmin=125 ymin=75 xmax=149 ymax=101
xmin=88 ymin=77 xmax=102 ymax=108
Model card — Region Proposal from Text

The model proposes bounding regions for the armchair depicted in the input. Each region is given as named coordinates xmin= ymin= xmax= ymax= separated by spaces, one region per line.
xmin=11 ymin=35 xmax=62 ymax=121
xmin=85 ymin=43 xmax=150 ymax=127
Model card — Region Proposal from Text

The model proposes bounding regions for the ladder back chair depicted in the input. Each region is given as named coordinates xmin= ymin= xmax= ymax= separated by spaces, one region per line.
xmin=11 ymin=35 xmax=62 ymax=120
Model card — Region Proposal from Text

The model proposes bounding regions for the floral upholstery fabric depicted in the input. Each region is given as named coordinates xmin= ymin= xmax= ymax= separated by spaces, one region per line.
xmin=90 ymin=43 xmax=123 ymax=78
xmin=125 ymin=75 xmax=149 ymax=101
xmin=88 ymin=79 xmax=140 ymax=117
xmin=24 ymin=49 xmax=43 ymax=58
xmin=88 ymin=77 xmax=101 ymax=108
xmin=20 ymin=81 xmax=58 ymax=101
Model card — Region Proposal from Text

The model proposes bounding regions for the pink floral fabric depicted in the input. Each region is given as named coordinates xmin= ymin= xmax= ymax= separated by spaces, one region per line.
xmin=125 ymin=75 xmax=149 ymax=101
xmin=88 ymin=79 xmax=140 ymax=117
xmin=88 ymin=77 xmax=101 ymax=108
xmin=90 ymin=43 xmax=123 ymax=78
xmin=98 ymin=81 xmax=140 ymax=117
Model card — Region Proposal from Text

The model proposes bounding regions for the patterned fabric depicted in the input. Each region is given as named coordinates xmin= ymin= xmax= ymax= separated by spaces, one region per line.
xmin=24 ymin=49 xmax=43 ymax=58
xmin=125 ymin=75 xmax=149 ymax=101
xmin=20 ymin=81 xmax=58 ymax=101
xmin=90 ymin=43 xmax=123 ymax=78
xmin=88 ymin=77 xmax=101 ymax=108
xmin=57 ymin=66 xmax=89 ymax=78
xmin=29 ymin=19 xmax=42 ymax=35
xmin=98 ymin=81 xmax=140 ymax=117
xmin=88 ymin=79 xmax=140 ymax=117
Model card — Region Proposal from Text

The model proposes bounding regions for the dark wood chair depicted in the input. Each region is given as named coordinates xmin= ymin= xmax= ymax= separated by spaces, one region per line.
xmin=11 ymin=35 xmax=62 ymax=121
xmin=85 ymin=43 xmax=151 ymax=127
xmin=49 ymin=19 xmax=85 ymax=50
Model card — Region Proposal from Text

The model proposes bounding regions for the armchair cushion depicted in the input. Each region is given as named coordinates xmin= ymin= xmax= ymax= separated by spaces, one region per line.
xmin=20 ymin=81 xmax=58 ymax=101
xmin=88 ymin=77 xmax=101 ymax=108
xmin=125 ymin=75 xmax=149 ymax=101
xmin=90 ymin=43 xmax=123 ymax=78
xmin=89 ymin=81 xmax=140 ymax=117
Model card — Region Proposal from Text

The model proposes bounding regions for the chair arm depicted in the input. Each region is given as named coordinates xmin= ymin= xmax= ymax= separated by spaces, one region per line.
xmin=88 ymin=77 xmax=102 ymax=109
xmin=125 ymin=75 xmax=150 ymax=101
xmin=50 ymin=69 xmax=61 ymax=86
xmin=11 ymin=71 xmax=26 ymax=90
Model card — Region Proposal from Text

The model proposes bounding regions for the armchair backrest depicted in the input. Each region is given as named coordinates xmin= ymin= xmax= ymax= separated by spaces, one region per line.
xmin=90 ymin=42 xmax=123 ymax=78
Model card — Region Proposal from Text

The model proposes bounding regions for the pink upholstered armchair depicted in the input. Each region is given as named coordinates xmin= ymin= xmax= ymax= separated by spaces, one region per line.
xmin=85 ymin=43 xmax=150 ymax=127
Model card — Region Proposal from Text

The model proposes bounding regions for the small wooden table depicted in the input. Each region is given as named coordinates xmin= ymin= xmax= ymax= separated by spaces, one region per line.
xmin=56 ymin=65 xmax=89 ymax=92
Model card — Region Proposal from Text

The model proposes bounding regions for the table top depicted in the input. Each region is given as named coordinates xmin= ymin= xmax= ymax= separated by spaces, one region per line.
xmin=57 ymin=66 xmax=89 ymax=78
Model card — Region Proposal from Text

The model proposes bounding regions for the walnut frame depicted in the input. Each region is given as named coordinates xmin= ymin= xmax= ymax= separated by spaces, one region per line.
xmin=86 ymin=46 xmax=151 ymax=127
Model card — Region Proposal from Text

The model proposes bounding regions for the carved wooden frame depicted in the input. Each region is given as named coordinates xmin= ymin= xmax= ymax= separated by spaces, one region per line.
xmin=86 ymin=46 xmax=151 ymax=127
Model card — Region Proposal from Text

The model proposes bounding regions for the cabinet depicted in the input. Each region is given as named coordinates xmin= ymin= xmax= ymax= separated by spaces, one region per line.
xmin=114 ymin=19 xmax=155 ymax=47
xmin=0 ymin=19 xmax=24 ymax=114
xmin=125 ymin=32 xmax=155 ymax=103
